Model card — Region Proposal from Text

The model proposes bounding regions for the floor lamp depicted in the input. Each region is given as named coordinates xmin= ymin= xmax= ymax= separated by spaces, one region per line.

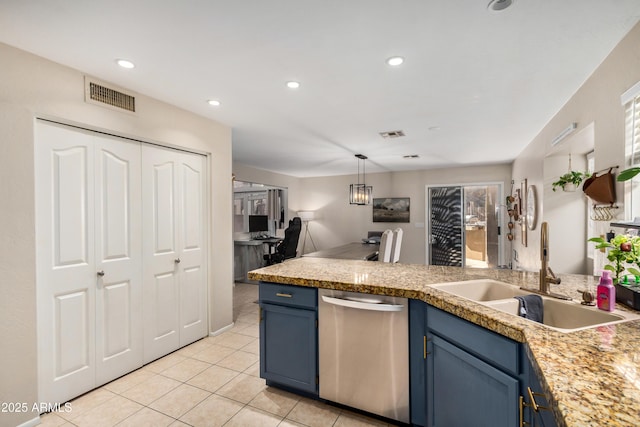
xmin=297 ymin=211 xmax=317 ymax=254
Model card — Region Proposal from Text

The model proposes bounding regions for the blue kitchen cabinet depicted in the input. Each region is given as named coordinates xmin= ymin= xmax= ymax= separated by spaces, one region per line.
xmin=259 ymin=282 xmax=318 ymax=395
xmin=425 ymin=305 xmax=522 ymax=427
xmin=427 ymin=334 xmax=519 ymax=427
xmin=409 ymin=299 xmax=428 ymax=426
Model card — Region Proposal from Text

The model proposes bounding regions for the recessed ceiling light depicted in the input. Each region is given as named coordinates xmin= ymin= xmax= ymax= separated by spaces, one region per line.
xmin=207 ymin=99 xmax=221 ymax=107
xmin=487 ymin=0 xmax=513 ymax=12
xmin=386 ymin=56 xmax=404 ymax=66
xmin=116 ymin=59 xmax=135 ymax=69
xmin=286 ymin=81 xmax=300 ymax=89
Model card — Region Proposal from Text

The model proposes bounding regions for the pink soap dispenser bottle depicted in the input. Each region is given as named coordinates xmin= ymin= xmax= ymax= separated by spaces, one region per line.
xmin=597 ymin=270 xmax=616 ymax=312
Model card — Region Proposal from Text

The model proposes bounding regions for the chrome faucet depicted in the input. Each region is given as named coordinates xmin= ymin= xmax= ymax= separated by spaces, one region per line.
xmin=522 ymin=222 xmax=572 ymax=300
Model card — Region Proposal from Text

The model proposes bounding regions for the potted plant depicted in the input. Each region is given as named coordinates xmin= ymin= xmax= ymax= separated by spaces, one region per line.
xmin=588 ymin=234 xmax=640 ymax=284
xmin=551 ymin=170 xmax=588 ymax=192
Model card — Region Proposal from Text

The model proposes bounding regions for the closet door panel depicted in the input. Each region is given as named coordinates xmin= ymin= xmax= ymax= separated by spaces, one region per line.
xmin=54 ymin=147 xmax=91 ymax=266
xmin=55 ymin=289 xmax=91 ymax=376
xmin=153 ymin=163 xmax=176 ymax=253
xmin=178 ymin=153 xmax=207 ymax=346
xmin=142 ymin=146 xmax=181 ymax=362
xmin=153 ymin=271 xmax=180 ymax=338
xmin=94 ymin=135 xmax=142 ymax=385
xmin=36 ymin=121 xmax=96 ymax=405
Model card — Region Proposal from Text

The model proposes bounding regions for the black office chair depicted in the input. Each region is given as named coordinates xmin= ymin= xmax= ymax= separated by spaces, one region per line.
xmin=264 ymin=217 xmax=302 ymax=265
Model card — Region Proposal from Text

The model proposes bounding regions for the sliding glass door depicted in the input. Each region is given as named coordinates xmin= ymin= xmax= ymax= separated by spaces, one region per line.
xmin=427 ymin=184 xmax=502 ymax=268
xmin=429 ymin=186 xmax=464 ymax=266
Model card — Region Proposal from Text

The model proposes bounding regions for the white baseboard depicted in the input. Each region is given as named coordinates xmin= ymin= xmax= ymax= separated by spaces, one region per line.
xmin=210 ymin=322 xmax=234 ymax=336
xmin=16 ymin=415 xmax=40 ymax=427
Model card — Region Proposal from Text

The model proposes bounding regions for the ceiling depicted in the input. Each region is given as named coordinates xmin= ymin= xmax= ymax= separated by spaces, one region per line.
xmin=1 ymin=1 xmax=639 ymax=177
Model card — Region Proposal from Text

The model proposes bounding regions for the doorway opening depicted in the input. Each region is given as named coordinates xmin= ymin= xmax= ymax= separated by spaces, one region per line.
xmin=233 ymin=180 xmax=288 ymax=238
xmin=426 ymin=183 xmax=503 ymax=268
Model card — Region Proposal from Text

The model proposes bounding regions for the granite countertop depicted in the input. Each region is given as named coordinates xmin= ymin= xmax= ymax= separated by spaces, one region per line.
xmin=248 ymin=257 xmax=640 ymax=427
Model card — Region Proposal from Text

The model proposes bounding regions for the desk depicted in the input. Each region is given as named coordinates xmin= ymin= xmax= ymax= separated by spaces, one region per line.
xmin=234 ymin=238 xmax=282 ymax=282
xmin=303 ymin=242 xmax=379 ymax=261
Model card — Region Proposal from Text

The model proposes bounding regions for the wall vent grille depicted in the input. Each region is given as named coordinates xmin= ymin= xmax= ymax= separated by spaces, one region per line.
xmin=85 ymin=77 xmax=136 ymax=113
xmin=379 ymin=130 xmax=405 ymax=139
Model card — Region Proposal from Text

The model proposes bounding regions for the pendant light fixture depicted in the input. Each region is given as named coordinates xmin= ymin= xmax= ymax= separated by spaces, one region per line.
xmin=349 ymin=154 xmax=373 ymax=205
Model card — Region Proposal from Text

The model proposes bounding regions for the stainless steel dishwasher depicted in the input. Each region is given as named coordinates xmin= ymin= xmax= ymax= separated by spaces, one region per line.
xmin=318 ymin=288 xmax=409 ymax=423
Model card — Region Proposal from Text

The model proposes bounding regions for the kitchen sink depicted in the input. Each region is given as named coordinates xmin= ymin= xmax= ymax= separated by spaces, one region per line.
xmin=431 ymin=279 xmax=640 ymax=332
xmin=429 ymin=279 xmax=532 ymax=301
xmin=483 ymin=298 xmax=639 ymax=332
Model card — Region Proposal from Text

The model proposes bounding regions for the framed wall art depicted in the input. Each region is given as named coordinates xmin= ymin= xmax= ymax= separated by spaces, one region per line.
xmin=373 ymin=197 xmax=410 ymax=223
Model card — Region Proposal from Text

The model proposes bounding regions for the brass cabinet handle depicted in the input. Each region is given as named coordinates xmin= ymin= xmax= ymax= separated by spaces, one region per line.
xmin=527 ymin=387 xmax=539 ymax=412
xmin=519 ymin=396 xmax=531 ymax=427
xmin=520 ymin=388 xmax=551 ymax=427
xmin=276 ymin=292 xmax=293 ymax=298
xmin=527 ymin=387 xmax=550 ymax=412
xmin=423 ymin=336 xmax=432 ymax=359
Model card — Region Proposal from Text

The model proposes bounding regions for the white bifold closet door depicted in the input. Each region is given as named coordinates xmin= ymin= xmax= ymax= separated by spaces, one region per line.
xmin=35 ymin=120 xmax=208 ymax=405
xmin=35 ymin=121 xmax=143 ymax=404
xmin=142 ymin=145 xmax=207 ymax=363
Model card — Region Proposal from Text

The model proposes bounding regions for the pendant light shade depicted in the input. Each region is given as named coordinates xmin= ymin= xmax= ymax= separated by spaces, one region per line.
xmin=349 ymin=154 xmax=373 ymax=205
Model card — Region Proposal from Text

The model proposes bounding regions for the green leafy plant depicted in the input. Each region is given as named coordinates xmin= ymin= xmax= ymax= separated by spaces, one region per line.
xmin=589 ymin=235 xmax=640 ymax=284
xmin=617 ymin=167 xmax=640 ymax=182
xmin=551 ymin=171 xmax=588 ymax=192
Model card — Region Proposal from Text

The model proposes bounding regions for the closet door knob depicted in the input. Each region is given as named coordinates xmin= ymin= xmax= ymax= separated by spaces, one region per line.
xmin=174 ymin=258 xmax=181 ymax=264
xmin=97 ymin=270 xmax=105 ymax=277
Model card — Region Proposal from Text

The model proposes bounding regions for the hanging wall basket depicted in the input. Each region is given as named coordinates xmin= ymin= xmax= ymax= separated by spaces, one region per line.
xmin=582 ymin=168 xmax=616 ymax=205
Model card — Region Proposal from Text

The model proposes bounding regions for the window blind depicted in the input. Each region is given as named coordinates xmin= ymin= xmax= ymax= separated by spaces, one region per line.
xmin=627 ymin=95 xmax=640 ymax=166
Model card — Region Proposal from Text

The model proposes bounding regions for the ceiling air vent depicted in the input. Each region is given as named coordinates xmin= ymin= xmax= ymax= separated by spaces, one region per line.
xmin=84 ymin=77 xmax=136 ymax=113
xmin=379 ymin=130 xmax=405 ymax=139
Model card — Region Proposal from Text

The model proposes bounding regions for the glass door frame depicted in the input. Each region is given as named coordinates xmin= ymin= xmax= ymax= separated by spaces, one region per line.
xmin=425 ymin=182 xmax=505 ymax=268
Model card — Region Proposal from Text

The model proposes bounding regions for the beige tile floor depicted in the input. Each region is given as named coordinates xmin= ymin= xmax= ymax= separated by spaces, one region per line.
xmin=40 ymin=282 xmax=394 ymax=427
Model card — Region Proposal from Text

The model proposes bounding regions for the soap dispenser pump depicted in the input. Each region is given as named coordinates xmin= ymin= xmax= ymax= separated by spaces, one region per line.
xmin=597 ymin=270 xmax=615 ymax=312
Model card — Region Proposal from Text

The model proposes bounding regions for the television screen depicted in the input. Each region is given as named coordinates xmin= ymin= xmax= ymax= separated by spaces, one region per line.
xmin=249 ymin=215 xmax=269 ymax=232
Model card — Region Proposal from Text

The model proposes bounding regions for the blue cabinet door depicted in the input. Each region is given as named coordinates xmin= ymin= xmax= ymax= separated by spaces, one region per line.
xmin=525 ymin=358 xmax=558 ymax=427
xmin=259 ymin=302 xmax=317 ymax=394
xmin=427 ymin=334 xmax=519 ymax=427
xmin=409 ymin=299 xmax=428 ymax=426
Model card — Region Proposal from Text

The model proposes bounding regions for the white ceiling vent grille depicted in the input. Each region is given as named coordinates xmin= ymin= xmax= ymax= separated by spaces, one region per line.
xmin=84 ymin=77 xmax=136 ymax=113
xmin=379 ymin=130 xmax=405 ymax=139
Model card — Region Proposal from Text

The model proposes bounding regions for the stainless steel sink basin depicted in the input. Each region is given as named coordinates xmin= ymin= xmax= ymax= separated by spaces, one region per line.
xmin=429 ymin=279 xmax=532 ymax=301
xmin=483 ymin=298 xmax=638 ymax=332
xmin=431 ymin=279 xmax=640 ymax=332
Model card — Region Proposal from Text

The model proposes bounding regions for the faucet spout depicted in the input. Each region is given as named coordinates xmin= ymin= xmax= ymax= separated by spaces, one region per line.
xmin=523 ymin=222 xmax=571 ymax=300
xmin=539 ymin=222 xmax=551 ymax=293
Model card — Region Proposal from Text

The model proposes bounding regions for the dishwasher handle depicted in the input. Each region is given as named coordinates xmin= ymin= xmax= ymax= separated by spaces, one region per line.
xmin=321 ymin=295 xmax=404 ymax=312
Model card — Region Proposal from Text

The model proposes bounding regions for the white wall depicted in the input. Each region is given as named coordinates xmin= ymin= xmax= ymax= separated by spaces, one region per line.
xmin=512 ymin=21 xmax=640 ymax=273
xmin=543 ymin=153 xmax=589 ymax=274
xmin=236 ymin=162 xmax=512 ymax=265
xmin=0 ymin=43 xmax=233 ymax=427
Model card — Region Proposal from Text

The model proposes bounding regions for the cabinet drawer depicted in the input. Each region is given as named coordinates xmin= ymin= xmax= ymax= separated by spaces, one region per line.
xmin=426 ymin=305 xmax=520 ymax=375
xmin=259 ymin=282 xmax=317 ymax=309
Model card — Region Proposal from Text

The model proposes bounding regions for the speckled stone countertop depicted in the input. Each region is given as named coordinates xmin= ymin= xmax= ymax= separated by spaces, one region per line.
xmin=248 ymin=257 xmax=640 ymax=427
